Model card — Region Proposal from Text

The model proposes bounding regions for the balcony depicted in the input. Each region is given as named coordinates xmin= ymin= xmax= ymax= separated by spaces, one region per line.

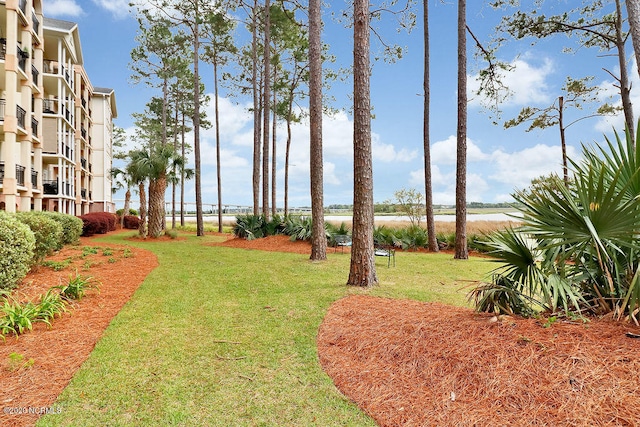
xmin=19 ymin=0 xmax=27 ymax=15
xmin=81 ymin=157 xmax=87 ymax=169
xmin=43 ymin=179 xmax=58 ymax=195
xmin=17 ymin=45 xmax=28 ymax=73
xmin=81 ymin=188 xmax=87 ymax=199
xmin=0 ymin=39 xmax=5 ymax=61
xmin=32 ymin=13 xmax=40 ymax=35
xmin=81 ymin=126 xmax=87 ymax=139
xmin=16 ymin=165 xmax=25 ymax=187
xmin=31 ymin=117 xmax=38 ymax=136
xmin=16 ymin=105 xmax=26 ymax=129
xmin=32 ymin=64 xmax=39 ymax=86
xmin=31 ymin=168 xmax=37 ymax=188
xmin=0 ymin=99 xmax=5 ymax=121
xmin=43 ymin=98 xmax=56 ymax=114
xmin=43 ymin=59 xmax=57 ymax=74
xmin=0 ymin=162 xmax=4 ymax=183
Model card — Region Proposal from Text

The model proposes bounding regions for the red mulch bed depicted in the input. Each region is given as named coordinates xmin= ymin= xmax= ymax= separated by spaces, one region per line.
xmin=317 ymin=295 xmax=640 ymax=427
xmin=0 ymin=236 xmax=158 ymax=427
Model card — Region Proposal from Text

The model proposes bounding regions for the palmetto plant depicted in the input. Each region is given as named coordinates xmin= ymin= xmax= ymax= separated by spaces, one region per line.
xmin=472 ymin=127 xmax=640 ymax=321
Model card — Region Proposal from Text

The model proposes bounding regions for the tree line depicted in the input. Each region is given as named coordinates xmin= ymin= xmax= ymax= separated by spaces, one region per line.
xmin=114 ymin=0 xmax=640 ymax=287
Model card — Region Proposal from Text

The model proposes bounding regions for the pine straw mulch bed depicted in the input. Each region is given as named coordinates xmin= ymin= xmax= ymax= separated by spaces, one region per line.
xmin=0 ymin=235 xmax=158 ymax=427
xmin=317 ymin=295 xmax=640 ymax=427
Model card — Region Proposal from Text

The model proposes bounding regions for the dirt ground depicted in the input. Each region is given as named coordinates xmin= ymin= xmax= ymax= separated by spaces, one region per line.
xmin=3 ymin=233 xmax=640 ymax=427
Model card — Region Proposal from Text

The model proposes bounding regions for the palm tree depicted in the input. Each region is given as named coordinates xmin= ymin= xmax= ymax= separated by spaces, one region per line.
xmin=126 ymin=151 xmax=150 ymax=238
xmin=128 ymin=145 xmax=181 ymax=238
xmin=110 ymin=167 xmax=134 ymax=228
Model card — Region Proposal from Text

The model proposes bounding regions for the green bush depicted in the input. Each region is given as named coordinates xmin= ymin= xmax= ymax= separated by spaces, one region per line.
xmin=116 ymin=208 xmax=138 ymax=217
xmin=15 ymin=211 xmax=64 ymax=265
xmin=79 ymin=212 xmax=117 ymax=236
xmin=0 ymin=211 xmax=36 ymax=290
xmin=283 ymin=216 xmax=314 ymax=241
xmin=42 ymin=212 xmax=83 ymax=245
xmin=234 ymin=214 xmax=266 ymax=240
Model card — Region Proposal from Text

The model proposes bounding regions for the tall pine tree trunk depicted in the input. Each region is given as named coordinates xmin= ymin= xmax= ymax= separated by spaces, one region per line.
xmin=252 ymin=0 xmax=261 ymax=216
xmin=214 ymin=57 xmax=223 ymax=232
xmin=423 ymin=0 xmax=438 ymax=252
xmin=309 ymin=0 xmax=327 ymax=261
xmin=348 ymin=0 xmax=377 ymax=286
xmin=454 ymin=0 xmax=468 ymax=260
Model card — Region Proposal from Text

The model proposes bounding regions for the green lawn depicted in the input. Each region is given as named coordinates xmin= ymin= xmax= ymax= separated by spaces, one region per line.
xmin=37 ymin=232 xmax=494 ymax=427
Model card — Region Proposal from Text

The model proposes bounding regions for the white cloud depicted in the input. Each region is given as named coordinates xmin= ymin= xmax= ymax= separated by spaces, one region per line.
xmin=45 ymin=0 xmax=84 ymax=17
xmin=92 ymin=0 xmax=133 ymax=19
xmin=489 ymin=144 xmax=578 ymax=190
xmin=431 ymin=135 xmax=489 ymax=165
xmin=469 ymin=56 xmax=555 ymax=108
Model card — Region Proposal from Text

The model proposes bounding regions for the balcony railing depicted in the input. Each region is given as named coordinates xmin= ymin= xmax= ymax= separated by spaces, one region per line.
xmin=31 ymin=116 xmax=38 ymax=136
xmin=0 ymin=99 xmax=5 ymax=121
xmin=43 ymin=98 xmax=56 ymax=114
xmin=16 ymin=165 xmax=25 ymax=186
xmin=43 ymin=59 xmax=56 ymax=74
xmin=43 ymin=179 xmax=58 ymax=195
xmin=31 ymin=168 xmax=37 ymax=188
xmin=32 ymin=13 xmax=40 ymax=35
xmin=81 ymin=126 xmax=87 ymax=139
xmin=19 ymin=0 xmax=27 ymax=15
xmin=32 ymin=64 xmax=39 ymax=85
xmin=81 ymin=188 xmax=87 ymax=199
xmin=17 ymin=45 xmax=27 ymax=72
xmin=16 ymin=105 xmax=26 ymax=129
xmin=80 ymin=158 xmax=87 ymax=169
xmin=0 ymin=39 xmax=6 ymax=61
xmin=0 ymin=162 xmax=4 ymax=184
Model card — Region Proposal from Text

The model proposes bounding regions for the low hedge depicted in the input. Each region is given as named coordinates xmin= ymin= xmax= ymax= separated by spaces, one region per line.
xmin=0 ymin=211 xmax=36 ymax=290
xmin=123 ymin=215 xmax=141 ymax=230
xmin=43 ymin=212 xmax=83 ymax=245
xmin=79 ymin=212 xmax=117 ymax=236
xmin=15 ymin=211 xmax=64 ymax=265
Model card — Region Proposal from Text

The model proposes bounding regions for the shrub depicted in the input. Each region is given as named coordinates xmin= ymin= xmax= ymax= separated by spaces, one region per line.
xmin=283 ymin=216 xmax=314 ymax=241
xmin=116 ymin=208 xmax=138 ymax=217
xmin=15 ymin=212 xmax=64 ymax=265
xmin=0 ymin=211 xmax=36 ymax=290
xmin=234 ymin=214 xmax=266 ymax=240
xmin=79 ymin=212 xmax=117 ymax=236
xmin=42 ymin=212 xmax=83 ymax=245
xmin=123 ymin=215 xmax=140 ymax=229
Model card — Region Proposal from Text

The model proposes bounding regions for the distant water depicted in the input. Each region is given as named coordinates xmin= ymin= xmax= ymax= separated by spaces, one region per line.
xmin=169 ymin=212 xmax=522 ymax=223
xmin=326 ymin=213 xmax=522 ymax=223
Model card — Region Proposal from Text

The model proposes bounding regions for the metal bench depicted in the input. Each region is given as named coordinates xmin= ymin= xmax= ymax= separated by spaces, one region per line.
xmin=332 ymin=234 xmax=352 ymax=253
xmin=374 ymin=245 xmax=396 ymax=267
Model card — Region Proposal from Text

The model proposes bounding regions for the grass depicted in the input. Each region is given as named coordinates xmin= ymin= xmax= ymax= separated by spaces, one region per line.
xmin=37 ymin=232 xmax=494 ymax=426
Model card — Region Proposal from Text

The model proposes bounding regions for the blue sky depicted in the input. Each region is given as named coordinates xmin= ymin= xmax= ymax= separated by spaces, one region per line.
xmin=44 ymin=0 xmax=635 ymax=208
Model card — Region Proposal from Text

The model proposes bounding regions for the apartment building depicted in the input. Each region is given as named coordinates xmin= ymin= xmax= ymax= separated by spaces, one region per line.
xmin=0 ymin=1 xmax=116 ymax=214
xmin=0 ymin=0 xmax=44 ymax=212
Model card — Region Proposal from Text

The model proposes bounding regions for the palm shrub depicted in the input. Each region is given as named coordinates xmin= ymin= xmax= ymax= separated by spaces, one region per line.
xmin=0 ymin=211 xmax=36 ymax=290
xmin=15 ymin=212 xmax=64 ymax=265
xmin=471 ymin=127 xmax=640 ymax=320
xmin=326 ymin=222 xmax=350 ymax=246
xmin=234 ymin=214 xmax=266 ymax=240
xmin=283 ymin=215 xmax=314 ymax=241
xmin=398 ymin=225 xmax=428 ymax=249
